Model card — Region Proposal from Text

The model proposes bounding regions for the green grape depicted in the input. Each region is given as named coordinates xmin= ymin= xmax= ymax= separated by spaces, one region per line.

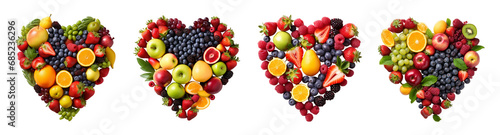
xmin=63 ymin=33 xmax=68 ymax=37
xmin=409 ymin=60 xmax=413 ymax=66
xmin=392 ymin=49 xmax=399 ymax=55
xmin=427 ymin=39 xmax=432 ymax=44
xmin=400 ymin=34 xmax=407 ymax=41
xmin=403 ymin=29 xmax=409 ymax=34
xmin=393 ymin=65 xmax=399 ymax=71
xmin=61 ymin=26 xmax=66 ymax=31
xmin=72 ymin=31 xmax=78 ymax=35
xmin=401 ymin=42 xmax=407 ymax=49
xmin=398 ymin=60 xmax=404 ymax=66
xmin=401 ymin=66 xmax=408 ymax=73
xmin=76 ymin=20 xmax=82 ymax=25
xmin=409 ymin=29 xmax=413 ymax=33
xmin=390 ymin=53 xmax=395 ymax=58
xmin=404 ymin=48 xmax=410 ymax=53
xmin=68 ymin=30 xmax=73 ymax=35
xmin=406 ymin=54 xmax=413 ymax=59
xmin=400 ymin=49 xmax=406 ymax=55
xmin=392 ymin=57 xmax=398 ymax=63
xmin=67 ymin=25 xmax=72 ymax=31
xmin=72 ymin=24 xmax=78 ymax=30
xmin=404 ymin=59 xmax=410 ymax=65
xmin=78 ymin=31 xmax=83 ymax=35
xmin=395 ymin=44 xmax=401 ymax=50
xmin=392 ymin=33 xmax=398 ymax=38
xmin=396 ymin=54 xmax=402 ymax=60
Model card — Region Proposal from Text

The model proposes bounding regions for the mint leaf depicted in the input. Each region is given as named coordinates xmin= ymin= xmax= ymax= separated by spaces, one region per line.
xmin=433 ymin=114 xmax=441 ymax=122
xmin=421 ymin=75 xmax=438 ymax=86
xmin=140 ymin=73 xmax=154 ymax=81
xmin=137 ymin=58 xmax=154 ymax=73
xmin=379 ymin=56 xmax=393 ymax=65
xmin=453 ymin=58 xmax=468 ymax=71
xmin=471 ymin=45 xmax=484 ymax=52
xmin=402 ymin=83 xmax=412 ymax=88
xmin=25 ymin=46 xmax=38 ymax=60
xmin=446 ymin=18 xmax=451 ymax=27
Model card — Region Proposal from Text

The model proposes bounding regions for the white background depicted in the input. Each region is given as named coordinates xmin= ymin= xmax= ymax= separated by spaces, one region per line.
xmin=1 ymin=0 xmax=499 ymax=135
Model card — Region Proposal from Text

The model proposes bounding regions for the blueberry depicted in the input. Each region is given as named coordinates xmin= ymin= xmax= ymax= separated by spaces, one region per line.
xmin=58 ymin=29 xmax=64 ymax=34
xmin=263 ymin=36 xmax=270 ymax=42
xmin=314 ymin=44 xmax=322 ymax=50
xmin=316 ymin=49 xmax=324 ymax=56
xmin=416 ymin=98 xmax=422 ymax=103
xmin=464 ymin=78 xmax=470 ymax=84
xmin=287 ymin=62 xmax=294 ymax=69
xmin=430 ymin=61 xmax=436 ymax=66
xmin=326 ymin=38 xmax=334 ymax=46
xmin=310 ymin=88 xmax=318 ymax=96
xmin=325 ymin=60 xmax=331 ymax=66
xmin=322 ymin=44 xmax=330 ymax=51
xmin=277 ymin=51 xmax=285 ymax=59
xmin=308 ymin=96 xmax=315 ymax=102
xmin=308 ymin=77 xmax=316 ymax=84
xmin=307 ymin=82 xmax=315 ymax=88
xmin=335 ymin=50 xmax=343 ymax=56
xmin=314 ymin=81 xmax=322 ymax=89
xmin=318 ymin=74 xmax=326 ymax=81
xmin=302 ymin=76 xmax=309 ymax=83
xmin=418 ymin=104 xmax=424 ymax=109
xmin=283 ymin=92 xmax=291 ymax=100
xmin=349 ymin=62 xmax=356 ymax=69
xmin=325 ymin=52 xmax=332 ymax=60
xmin=292 ymin=39 xmax=299 ymax=46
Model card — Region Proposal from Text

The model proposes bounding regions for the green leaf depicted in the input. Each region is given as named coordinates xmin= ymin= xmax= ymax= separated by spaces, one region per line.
xmin=471 ymin=45 xmax=484 ymax=52
xmin=409 ymin=86 xmax=419 ymax=103
xmin=137 ymin=58 xmax=154 ymax=73
xmin=453 ymin=58 xmax=468 ymax=71
xmin=25 ymin=46 xmax=38 ymax=60
xmin=426 ymin=29 xmax=434 ymax=39
xmin=23 ymin=70 xmax=35 ymax=86
xmin=421 ymin=75 xmax=438 ymax=86
xmin=433 ymin=114 xmax=441 ymax=122
xmin=446 ymin=18 xmax=451 ymax=27
xmin=140 ymin=73 xmax=154 ymax=81
xmin=379 ymin=56 xmax=393 ymax=65
xmin=402 ymin=83 xmax=412 ymax=88
xmin=341 ymin=61 xmax=350 ymax=70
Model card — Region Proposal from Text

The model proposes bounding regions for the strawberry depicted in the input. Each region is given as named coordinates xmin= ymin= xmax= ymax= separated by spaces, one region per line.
xmin=389 ymin=19 xmax=404 ymax=33
xmin=140 ymin=28 xmax=152 ymax=41
xmin=259 ymin=22 xmax=277 ymax=36
xmin=219 ymin=51 xmax=230 ymax=62
xmin=18 ymin=41 xmax=28 ymax=51
xmin=277 ymin=15 xmax=293 ymax=31
xmin=134 ymin=47 xmax=150 ymax=58
xmin=67 ymin=43 xmax=78 ymax=52
xmin=64 ymin=56 xmax=77 ymax=68
xmin=286 ymin=68 xmax=302 ymax=84
xmin=73 ymin=98 xmax=86 ymax=108
xmin=422 ymin=99 xmax=431 ymax=106
xmin=85 ymin=32 xmax=100 ymax=44
xmin=31 ymin=57 xmax=46 ymax=70
xmin=445 ymin=27 xmax=455 ymax=37
xmin=294 ymin=18 xmax=304 ymax=27
xmin=379 ymin=45 xmax=391 ymax=56
xmin=285 ymin=47 xmax=303 ymax=68
xmin=389 ymin=71 xmax=402 ymax=84
xmin=136 ymin=38 xmax=147 ymax=47
xmin=99 ymin=67 xmax=110 ymax=77
xmin=221 ymin=36 xmax=233 ymax=46
xmin=211 ymin=16 xmax=220 ymax=28
xmin=151 ymin=28 xmax=160 ymax=39
xmin=149 ymin=57 xmax=160 ymax=69
xmin=384 ymin=64 xmax=393 ymax=72
xmin=214 ymin=31 xmax=222 ymax=42
xmin=94 ymin=44 xmax=106 ymax=57
xmin=228 ymin=44 xmax=239 ymax=56
xmin=404 ymin=18 xmax=417 ymax=29
xmin=447 ymin=93 xmax=455 ymax=101
xmin=187 ymin=108 xmax=198 ymax=121
xmin=421 ymin=106 xmax=433 ymax=119
xmin=95 ymin=77 xmax=103 ymax=85
xmin=432 ymin=104 xmax=442 ymax=115
xmin=314 ymin=24 xmax=331 ymax=44
xmin=223 ymin=28 xmax=234 ymax=38
xmin=177 ymin=109 xmax=187 ymax=118
xmin=47 ymin=100 xmax=60 ymax=113
xmin=158 ymin=26 xmax=168 ymax=36
xmin=226 ymin=58 xmax=238 ymax=71
xmin=217 ymin=23 xmax=227 ymax=32
xmin=156 ymin=16 xmax=167 ymax=26
xmin=146 ymin=20 xmax=157 ymax=30
xmin=471 ymin=38 xmax=479 ymax=46
xmin=38 ymin=42 xmax=56 ymax=57
xmin=154 ymin=85 xmax=163 ymax=95
xmin=322 ymin=65 xmax=346 ymax=87
xmin=17 ymin=52 xmax=25 ymax=60
xmin=302 ymin=34 xmax=315 ymax=49
xmin=458 ymin=70 xmax=468 ymax=81
xmin=416 ymin=90 xmax=425 ymax=99
xmin=182 ymin=98 xmax=194 ymax=110
xmin=340 ymin=23 xmax=358 ymax=38
xmin=441 ymin=100 xmax=452 ymax=109
xmin=343 ymin=47 xmax=361 ymax=63
xmin=69 ymin=81 xmax=84 ymax=98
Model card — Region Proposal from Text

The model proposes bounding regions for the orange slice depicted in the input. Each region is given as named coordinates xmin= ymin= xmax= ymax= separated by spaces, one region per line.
xmin=267 ymin=58 xmax=286 ymax=76
xmin=381 ymin=29 xmax=395 ymax=47
xmin=194 ymin=96 xmax=210 ymax=110
xmin=56 ymin=70 xmax=73 ymax=88
xmin=185 ymin=81 xmax=203 ymax=95
xmin=77 ymin=48 xmax=95 ymax=67
xmin=198 ymin=90 xmax=211 ymax=97
xmin=291 ymin=84 xmax=309 ymax=102
xmin=407 ymin=31 xmax=427 ymax=52
xmin=417 ymin=23 xmax=428 ymax=33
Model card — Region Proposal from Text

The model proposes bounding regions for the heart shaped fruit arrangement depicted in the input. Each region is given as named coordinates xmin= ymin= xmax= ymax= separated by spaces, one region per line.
xmin=379 ymin=18 xmax=483 ymax=122
xmin=17 ymin=15 xmax=116 ymax=121
xmin=136 ymin=16 xmax=238 ymax=120
xmin=258 ymin=15 xmax=362 ymax=122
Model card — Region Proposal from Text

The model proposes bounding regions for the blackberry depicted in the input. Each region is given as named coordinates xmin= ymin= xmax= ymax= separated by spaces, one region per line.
xmin=314 ymin=96 xmax=326 ymax=106
xmin=160 ymin=90 xmax=169 ymax=97
xmin=324 ymin=91 xmax=335 ymax=100
xmin=34 ymin=85 xmax=41 ymax=93
xmin=223 ymin=70 xmax=233 ymax=79
xmin=331 ymin=18 xmax=343 ymax=30
xmin=330 ymin=84 xmax=341 ymax=93
xmin=171 ymin=105 xmax=179 ymax=111
xmin=329 ymin=29 xmax=340 ymax=39
xmin=221 ymin=78 xmax=229 ymax=85
xmin=173 ymin=99 xmax=183 ymax=105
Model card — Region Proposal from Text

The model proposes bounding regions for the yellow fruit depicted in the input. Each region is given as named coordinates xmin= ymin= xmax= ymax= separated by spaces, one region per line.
xmin=185 ymin=81 xmax=203 ymax=95
xmin=26 ymin=26 xmax=48 ymax=49
xmin=301 ymin=50 xmax=320 ymax=76
xmin=407 ymin=31 xmax=427 ymax=52
xmin=381 ymin=29 xmax=395 ymax=47
xmin=59 ymin=95 xmax=72 ymax=108
xmin=77 ymin=48 xmax=95 ymax=67
xmin=86 ymin=68 xmax=100 ymax=82
xmin=198 ymin=90 xmax=211 ymax=97
xmin=194 ymin=96 xmax=210 ymax=110
xmin=105 ymin=47 xmax=116 ymax=68
xmin=192 ymin=61 xmax=213 ymax=82
xmin=267 ymin=58 xmax=286 ymax=76
xmin=40 ymin=14 xmax=52 ymax=29
xmin=417 ymin=23 xmax=428 ymax=33
xmin=34 ymin=65 xmax=56 ymax=88
xmin=56 ymin=70 xmax=72 ymax=88
xmin=400 ymin=85 xmax=412 ymax=95
xmin=292 ymin=84 xmax=309 ymax=102
xmin=49 ymin=85 xmax=63 ymax=99
xmin=433 ymin=20 xmax=447 ymax=34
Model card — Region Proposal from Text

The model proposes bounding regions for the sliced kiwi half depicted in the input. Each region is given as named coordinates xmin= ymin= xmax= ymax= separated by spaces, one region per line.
xmin=462 ymin=24 xmax=477 ymax=39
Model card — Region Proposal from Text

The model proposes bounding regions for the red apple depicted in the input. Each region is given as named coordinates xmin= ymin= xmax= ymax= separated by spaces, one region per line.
xmin=432 ymin=33 xmax=449 ymax=51
xmin=154 ymin=69 xmax=172 ymax=87
xmin=204 ymin=77 xmax=223 ymax=94
xmin=413 ymin=52 xmax=430 ymax=70
xmin=464 ymin=51 xmax=480 ymax=68
xmin=405 ymin=69 xmax=422 ymax=86
xmin=424 ymin=45 xmax=435 ymax=56
xmin=384 ymin=65 xmax=393 ymax=72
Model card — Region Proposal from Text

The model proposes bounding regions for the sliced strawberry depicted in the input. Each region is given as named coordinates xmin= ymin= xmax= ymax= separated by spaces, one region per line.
xmin=458 ymin=70 xmax=468 ymax=81
xmin=314 ymin=25 xmax=330 ymax=44
xmin=416 ymin=90 xmax=425 ymax=99
xmin=285 ymin=47 xmax=303 ymax=68
xmin=94 ymin=44 xmax=106 ymax=57
xmin=323 ymin=65 xmax=346 ymax=88
xmin=39 ymin=42 xmax=56 ymax=57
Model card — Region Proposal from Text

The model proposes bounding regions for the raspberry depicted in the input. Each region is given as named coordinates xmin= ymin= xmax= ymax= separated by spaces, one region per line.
xmin=454 ymin=42 xmax=463 ymax=49
xmin=300 ymin=109 xmax=307 ymax=116
xmin=432 ymin=104 xmax=442 ymax=115
xmin=447 ymin=93 xmax=456 ymax=101
xmin=318 ymin=87 xmax=326 ymax=94
xmin=330 ymin=84 xmax=341 ymax=93
xmin=269 ymin=77 xmax=278 ymax=85
xmin=258 ymin=50 xmax=268 ymax=61
xmin=307 ymin=25 xmax=316 ymax=34
xmin=430 ymin=87 xmax=440 ymax=96
xmin=278 ymin=75 xmax=288 ymax=84
xmin=258 ymin=40 xmax=267 ymax=50
xmin=275 ymin=85 xmax=285 ymax=94
xmin=284 ymin=82 xmax=293 ymax=92
xmin=320 ymin=64 xmax=328 ymax=74
xmin=266 ymin=42 xmax=275 ymax=52
xmin=331 ymin=18 xmax=343 ymax=30
xmin=310 ymin=106 xmax=320 ymax=115
xmin=432 ymin=96 xmax=441 ymax=105
xmin=422 ymin=86 xmax=429 ymax=92
xmin=346 ymin=69 xmax=354 ymax=77
xmin=467 ymin=68 xmax=475 ymax=78
xmin=424 ymin=91 xmax=433 ymax=101
xmin=324 ymin=91 xmax=335 ymax=100
xmin=340 ymin=79 xmax=347 ymax=86
xmin=334 ymin=42 xmax=345 ymax=50
xmin=265 ymin=70 xmax=273 ymax=78
xmin=314 ymin=20 xmax=324 ymax=29
xmin=314 ymin=96 xmax=326 ymax=106
xmin=291 ymin=31 xmax=300 ymax=39
xmin=422 ymin=99 xmax=431 ymax=106
xmin=460 ymin=45 xmax=471 ymax=55
xmin=321 ymin=17 xmax=330 ymax=27
xmin=261 ymin=61 xmax=269 ymax=70
xmin=299 ymin=25 xmax=308 ymax=35
xmin=295 ymin=102 xmax=304 ymax=110
xmin=304 ymin=102 xmax=313 ymax=110
xmin=305 ymin=113 xmax=313 ymax=122
xmin=294 ymin=18 xmax=304 ymax=27
xmin=334 ymin=34 xmax=345 ymax=44
xmin=350 ymin=38 xmax=361 ymax=48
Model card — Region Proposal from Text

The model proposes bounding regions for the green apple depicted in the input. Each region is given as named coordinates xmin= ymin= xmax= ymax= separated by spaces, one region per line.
xmin=172 ymin=64 xmax=191 ymax=84
xmin=273 ymin=31 xmax=292 ymax=51
xmin=160 ymin=53 xmax=178 ymax=70
xmin=167 ymin=82 xmax=185 ymax=99
xmin=87 ymin=20 xmax=101 ymax=32
xmin=146 ymin=39 xmax=166 ymax=59
xmin=211 ymin=61 xmax=227 ymax=76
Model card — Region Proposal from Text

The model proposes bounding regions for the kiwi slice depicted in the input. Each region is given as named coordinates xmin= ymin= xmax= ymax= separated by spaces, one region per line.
xmin=462 ymin=24 xmax=477 ymax=39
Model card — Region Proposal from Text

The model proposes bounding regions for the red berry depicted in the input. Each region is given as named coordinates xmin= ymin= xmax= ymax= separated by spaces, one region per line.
xmin=340 ymin=79 xmax=347 ymax=86
xmin=351 ymin=38 xmax=361 ymax=48
xmin=318 ymin=87 xmax=326 ymax=94
xmin=432 ymin=104 xmax=442 ymax=115
xmin=284 ymin=82 xmax=293 ymax=92
xmin=261 ymin=61 xmax=269 ymax=70
xmin=346 ymin=69 xmax=354 ymax=77
xmin=209 ymin=95 xmax=215 ymax=100
xmin=265 ymin=70 xmax=274 ymax=78
xmin=278 ymin=75 xmax=288 ymax=84
xmin=307 ymin=25 xmax=316 ymax=34
xmin=430 ymin=87 xmax=440 ymax=96
xmin=460 ymin=45 xmax=471 ymax=55
xmin=299 ymin=26 xmax=308 ymax=35
xmin=275 ymin=85 xmax=285 ymax=94
xmin=310 ymin=106 xmax=320 ymax=115
xmin=300 ymin=109 xmax=307 ymax=116
xmin=304 ymin=102 xmax=313 ymax=110
xmin=269 ymin=77 xmax=278 ymax=85
xmin=258 ymin=40 xmax=267 ymax=50
xmin=334 ymin=42 xmax=345 ymax=50
xmin=454 ymin=42 xmax=463 ymax=49
xmin=295 ymin=102 xmax=304 ymax=110
xmin=266 ymin=42 xmax=275 ymax=52
xmin=258 ymin=50 xmax=268 ymax=61
xmin=422 ymin=99 xmax=431 ymax=106
xmin=424 ymin=91 xmax=433 ymax=101
xmin=149 ymin=81 xmax=155 ymax=87
xmin=314 ymin=20 xmax=324 ymax=29
xmin=305 ymin=113 xmax=313 ymax=122
xmin=432 ymin=96 xmax=441 ymax=105
xmin=447 ymin=93 xmax=456 ymax=101
xmin=321 ymin=17 xmax=330 ymax=27
xmin=320 ymin=64 xmax=328 ymax=74
xmin=294 ymin=18 xmax=304 ymax=27
xmin=291 ymin=31 xmax=300 ymax=39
